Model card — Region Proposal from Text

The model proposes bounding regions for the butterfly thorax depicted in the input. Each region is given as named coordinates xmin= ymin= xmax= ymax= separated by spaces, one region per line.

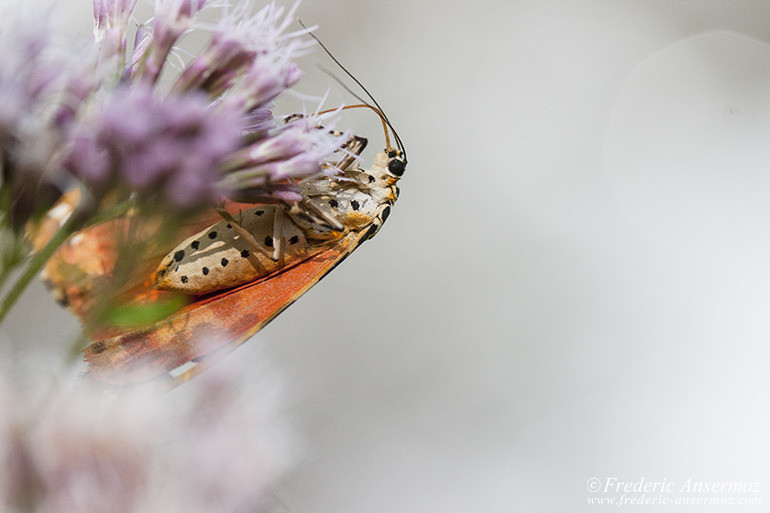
xmin=289 ymin=149 xmax=400 ymax=240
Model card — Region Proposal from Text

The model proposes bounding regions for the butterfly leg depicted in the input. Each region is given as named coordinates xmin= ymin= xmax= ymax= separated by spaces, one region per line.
xmin=287 ymin=132 xmax=368 ymax=232
xmin=272 ymin=207 xmax=285 ymax=264
xmin=302 ymin=201 xmax=344 ymax=232
xmin=332 ymin=133 xmax=368 ymax=173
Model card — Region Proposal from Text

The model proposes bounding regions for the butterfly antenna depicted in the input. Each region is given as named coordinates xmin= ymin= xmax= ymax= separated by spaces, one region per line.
xmin=318 ymin=102 xmax=391 ymax=149
xmin=317 ymin=66 xmax=407 ymax=161
xmin=317 ymin=69 xmax=392 ymax=149
xmin=298 ymin=20 xmax=407 ymax=161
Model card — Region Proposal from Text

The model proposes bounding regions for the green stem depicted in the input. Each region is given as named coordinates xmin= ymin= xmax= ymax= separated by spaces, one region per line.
xmin=0 ymin=264 xmax=13 ymax=293
xmin=82 ymin=198 xmax=134 ymax=228
xmin=0 ymin=198 xmax=134 ymax=326
xmin=0 ymin=213 xmax=81 ymax=325
xmin=0 ymin=230 xmax=25 ymax=293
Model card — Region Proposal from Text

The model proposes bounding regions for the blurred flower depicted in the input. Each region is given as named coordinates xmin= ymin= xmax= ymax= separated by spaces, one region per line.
xmin=64 ymin=84 xmax=244 ymax=209
xmin=0 ymin=22 xmax=94 ymax=232
xmin=89 ymin=0 xmax=344 ymax=207
xmin=0 ymin=354 xmax=293 ymax=513
xmin=2 ymin=0 xmax=346 ymax=230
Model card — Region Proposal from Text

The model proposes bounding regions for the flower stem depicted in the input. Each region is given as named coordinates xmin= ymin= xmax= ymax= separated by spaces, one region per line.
xmin=82 ymin=198 xmax=134 ymax=228
xmin=0 ymin=230 xmax=26 ymax=293
xmin=0 ymin=214 xmax=81 ymax=325
xmin=0 ymin=198 xmax=134 ymax=326
xmin=0 ymin=264 xmax=13 ymax=293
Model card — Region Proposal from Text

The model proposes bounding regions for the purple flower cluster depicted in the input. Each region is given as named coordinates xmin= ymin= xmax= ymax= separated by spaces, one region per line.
xmin=1 ymin=0 xmax=348 ymax=226
xmin=0 ymin=24 xmax=95 ymax=231
xmin=65 ymin=85 xmax=243 ymax=208
xmin=80 ymin=0 xmax=345 ymax=207
xmin=222 ymin=113 xmax=348 ymax=202
xmin=0 ymin=356 xmax=293 ymax=513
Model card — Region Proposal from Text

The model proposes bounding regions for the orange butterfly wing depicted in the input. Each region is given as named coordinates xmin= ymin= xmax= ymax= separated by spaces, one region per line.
xmin=32 ymin=193 xmax=367 ymax=386
xmin=37 ymin=199 xmax=224 ymax=321
xmin=82 ymin=230 xmax=365 ymax=385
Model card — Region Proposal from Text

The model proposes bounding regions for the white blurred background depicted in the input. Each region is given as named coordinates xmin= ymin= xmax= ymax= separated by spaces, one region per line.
xmin=3 ymin=0 xmax=770 ymax=511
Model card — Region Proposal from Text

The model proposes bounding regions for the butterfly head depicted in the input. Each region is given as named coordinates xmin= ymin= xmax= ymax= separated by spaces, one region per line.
xmin=372 ymin=148 xmax=406 ymax=183
xmin=386 ymin=149 xmax=406 ymax=177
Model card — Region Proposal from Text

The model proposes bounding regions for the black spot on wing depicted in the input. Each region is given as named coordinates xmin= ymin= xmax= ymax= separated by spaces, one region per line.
xmin=191 ymin=240 xmax=200 ymax=250
xmin=241 ymin=249 xmax=250 ymax=258
xmin=202 ymin=267 xmax=209 ymax=275
xmin=350 ymin=200 xmax=360 ymax=211
xmin=181 ymin=275 xmax=188 ymax=283
xmin=289 ymin=235 xmax=299 ymax=245
xmin=208 ymin=231 xmax=218 ymax=239
xmin=174 ymin=250 xmax=185 ymax=262
xmin=221 ymin=258 xmax=229 ymax=267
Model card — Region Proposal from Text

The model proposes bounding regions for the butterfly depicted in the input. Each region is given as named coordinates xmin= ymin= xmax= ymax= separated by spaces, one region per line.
xmin=37 ymin=109 xmax=407 ymax=387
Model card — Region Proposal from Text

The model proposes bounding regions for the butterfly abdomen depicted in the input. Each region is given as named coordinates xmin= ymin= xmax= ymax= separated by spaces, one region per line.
xmin=155 ymin=206 xmax=310 ymax=295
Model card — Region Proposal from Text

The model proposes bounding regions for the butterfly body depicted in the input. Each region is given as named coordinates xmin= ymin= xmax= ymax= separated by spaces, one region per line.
xmin=155 ymin=148 xmax=402 ymax=296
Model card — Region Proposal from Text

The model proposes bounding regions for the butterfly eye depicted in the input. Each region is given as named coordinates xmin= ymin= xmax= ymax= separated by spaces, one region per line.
xmin=388 ymin=158 xmax=405 ymax=176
